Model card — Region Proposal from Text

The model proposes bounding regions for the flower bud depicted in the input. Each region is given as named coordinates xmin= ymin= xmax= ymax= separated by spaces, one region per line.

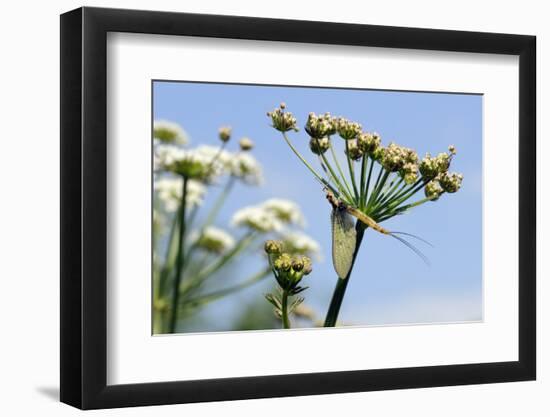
xmin=218 ymin=126 xmax=232 ymax=142
xmin=305 ymin=112 xmax=337 ymax=139
xmin=357 ymin=132 xmax=381 ymax=154
xmin=400 ymin=162 xmax=419 ymax=185
xmin=336 ymin=117 xmax=362 ymax=140
xmin=264 ymin=240 xmax=284 ymax=255
xmin=274 ymin=253 xmax=292 ymax=272
xmin=239 ymin=137 xmax=254 ymax=151
xmin=291 ymin=256 xmax=304 ymax=272
xmin=267 ymin=104 xmax=298 ymax=132
xmin=345 ymin=139 xmax=363 ymax=160
xmin=309 ymin=136 xmax=331 ymax=155
xmin=438 ymin=172 xmax=463 ymax=193
xmin=419 ymin=153 xmax=439 ymax=180
xmin=424 ymin=180 xmax=444 ymax=200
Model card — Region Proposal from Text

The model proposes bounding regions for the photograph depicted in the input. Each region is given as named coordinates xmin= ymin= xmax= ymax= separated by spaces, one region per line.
xmin=152 ymin=81 xmax=482 ymax=335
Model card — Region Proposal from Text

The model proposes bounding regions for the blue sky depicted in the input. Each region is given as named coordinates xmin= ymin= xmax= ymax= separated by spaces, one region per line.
xmin=153 ymin=81 xmax=482 ymax=331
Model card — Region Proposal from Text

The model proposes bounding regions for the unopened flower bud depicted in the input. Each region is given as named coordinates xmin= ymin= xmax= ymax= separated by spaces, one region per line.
xmin=239 ymin=137 xmax=254 ymax=151
xmin=267 ymin=104 xmax=298 ymax=132
xmin=357 ymin=132 xmax=381 ymax=154
xmin=302 ymin=257 xmax=313 ymax=275
xmin=305 ymin=112 xmax=337 ymax=139
xmin=400 ymin=162 xmax=419 ymax=185
xmin=425 ymin=180 xmax=444 ymax=200
xmin=345 ymin=139 xmax=363 ymax=160
xmin=448 ymin=145 xmax=457 ymax=155
xmin=264 ymin=239 xmax=284 ymax=255
xmin=336 ymin=117 xmax=362 ymax=140
xmin=218 ymin=126 xmax=232 ymax=142
xmin=438 ymin=172 xmax=463 ymax=193
xmin=291 ymin=256 xmax=304 ymax=272
xmin=309 ymin=136 xmax=331 ymax=155
xmin=274 ymin=253 xmax=292 ymax=272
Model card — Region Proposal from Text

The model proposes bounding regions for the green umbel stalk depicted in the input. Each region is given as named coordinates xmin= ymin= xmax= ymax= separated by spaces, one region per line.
xmin=168 ymin=176 xmax=188 ymax=333
xmin=324 ymin=222 xmax=366 ymax=327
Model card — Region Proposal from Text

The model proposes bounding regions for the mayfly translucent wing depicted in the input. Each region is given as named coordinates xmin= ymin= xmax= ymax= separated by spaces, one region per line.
xmin=331 ymin=207 xmax=357 ymax=280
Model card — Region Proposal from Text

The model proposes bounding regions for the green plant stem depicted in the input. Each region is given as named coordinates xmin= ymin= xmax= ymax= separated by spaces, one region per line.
xmin=367 ymin=169 xmax=390 ymax=210
xmin=359 ymin=155 xmax=368 ymax=208
xmin=319 ymin=151 xmax=354 ymax=202
xmin=182 ymin=176 xmax=236 ymax=273
xmin=168 ymin=176 xmax=189 ymax=333
xmin=363 ymin=156 xmax=375 ymax=208
xmin=180 ymin=231 xmax=257 ymax=296
xmin=281 ymin=132 xmax=325 ymax=183
xmin=281 ymin=290 xmax=291 ymax=329
xmin=328 ymin=141 xmax=354 ymax=201
xmin=324 ymin=222 xmax=366 ymax=327
xmin=183 ymin=268 xmax=271 ymax=308
xmin=374 ymin=176 xmax=403 ymax=208
xmin=345 ymin=140 xmax=360 ymax=201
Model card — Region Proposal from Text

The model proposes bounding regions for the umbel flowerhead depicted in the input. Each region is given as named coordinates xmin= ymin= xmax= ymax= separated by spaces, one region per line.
xmin=266 ymin=103 xmax=464 ymax=231
xmin=267 ymin=103 xmax=299 ymax=133
xmin=305 ymin=112 xmax=337 ymax=139
xmin=218 ymin=126 xmax=232 ymax=143
xmin=239 ymin=137 xmax=254 ymax=151
xmin=309 ymin=136 xmax=331 ymax=155
xmin=336 ymin=117 xmax=362 ymax=140
xmin=265 ymin=241 xmax=312 ymax=294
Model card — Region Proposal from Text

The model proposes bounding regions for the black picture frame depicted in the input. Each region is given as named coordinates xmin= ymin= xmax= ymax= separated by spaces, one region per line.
xmin=60 ymin=6 xmax=536 ymax=410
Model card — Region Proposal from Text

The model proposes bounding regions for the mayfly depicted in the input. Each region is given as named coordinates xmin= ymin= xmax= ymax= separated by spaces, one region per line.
xmin=325 ymin=187 xmax=431 ymax=279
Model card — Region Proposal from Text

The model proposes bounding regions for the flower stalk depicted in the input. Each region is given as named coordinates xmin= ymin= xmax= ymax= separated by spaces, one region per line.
xmin=168 ymin=176 xmax=189 ymax=333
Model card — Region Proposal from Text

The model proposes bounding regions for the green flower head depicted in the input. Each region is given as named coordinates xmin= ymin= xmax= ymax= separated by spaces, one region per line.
xmin=345 ymin=139 xmax=363 ymax=161
xmin=264 ymin=239 xmax=284 ymax=255
xmin=438 ymin=172 xmax=463 ymax=193
xmin=357 ymin=132 xmax=381 ymax=155
xmin=309 ymin=136 xmax=331 ymax=155
xmin=267 ymin=103 xmax=299 ymax=133
xmin=305 ymin=112 xmax=337 ymax=139
xmin=239 ymin=137 xmax=254 ymax=151
xmin=218 ymin=126 xmax=232 ymax=142
xmin=424 ymin=179 xmax=444 ymax=200
xmin=336 ymin=117 xmax=362 ymax=140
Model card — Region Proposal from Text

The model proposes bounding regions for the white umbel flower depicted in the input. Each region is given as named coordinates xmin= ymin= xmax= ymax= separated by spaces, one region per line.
xmin=154 ymin=176 xmax=206 ymax=212
xmin=156 ymin=146 xmax=225 ymax=181
xmin=281 ymin=231 xmax=322 ymax=260
xmin=230 ymin=153 xmax=263 ymax=185
xmin=153 ymin=120 xmax=189 ymax=145
xmin=154 ymin=143 xmax=184 ymax=172
xmin=190 ymin=226 xmax=235 ymax=254
xmin=261 ymin=199 xmax=305 ymax=227
xmin=230 ymin=206 xmax=283 ymax=233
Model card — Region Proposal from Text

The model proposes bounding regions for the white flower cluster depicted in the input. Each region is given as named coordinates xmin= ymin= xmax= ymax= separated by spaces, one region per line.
xmin=261 ymin=199 xmax=305 ymax=226
xmin=192 ymin=145 xmax=264 ymax=185
xmin=190 ymin=226 xmax=235 ymax=254
xmin=281 ymin=231 xmax=322 ymax=260
xmin=153 ymin=120 xmax=188 ymax=145
xmin=154 ymin=176 xmax=206 ymax=212
xmin=231 ymin=198 xmax=305 ymax=233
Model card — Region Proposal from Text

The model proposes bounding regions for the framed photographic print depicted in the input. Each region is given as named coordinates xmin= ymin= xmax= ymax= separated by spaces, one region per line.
xmin=60 ymin=6 xmax=536 ymax=410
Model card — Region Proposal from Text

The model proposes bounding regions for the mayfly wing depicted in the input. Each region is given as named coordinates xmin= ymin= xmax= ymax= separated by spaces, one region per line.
xmin=331 ymin=207 xmax=357 ymax=280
